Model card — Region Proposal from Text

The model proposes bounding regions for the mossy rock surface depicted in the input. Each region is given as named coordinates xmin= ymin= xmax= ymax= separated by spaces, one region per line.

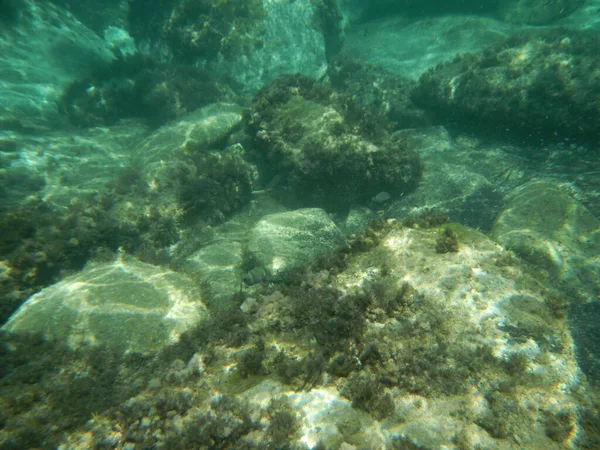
xmin=1 ymin=256 xmax=209 ymax=354
xmin=412 ymin=29 xmax=600 ymax=143
xmin=247 ymin=75 xmax=422 ymax=211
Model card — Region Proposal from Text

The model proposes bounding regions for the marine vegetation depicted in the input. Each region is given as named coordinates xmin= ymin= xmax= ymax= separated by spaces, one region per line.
xmin=128 ymin=0 xmax=266 ymax=62
xmin=0 ymin=196 xmax=139 ymax=324
xmin=246 ymin=74 xmax=422 ymax=212
xmin=175 ymin=150 xmax=253 ymax=225
xmin=412 ymin=28 xmax=600 ymax=143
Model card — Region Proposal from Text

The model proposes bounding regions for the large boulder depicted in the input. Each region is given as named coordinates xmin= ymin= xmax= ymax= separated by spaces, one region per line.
xmin=247 ymin=208 xmax=346 ymax=279
xmin=182 ymin=239 xmax=245 ymax=307
xmin=1 ymin=256 xmax=209 ymax=354
xmin=133 ymin=103 xmax=244 ymax=168
xmin=412 ymin=29 xmax=600 ymax=143
xmin=389 ymin=127 xmax=524 ymax=232
xmin=128 ymin=0 xmax=332 ymax=95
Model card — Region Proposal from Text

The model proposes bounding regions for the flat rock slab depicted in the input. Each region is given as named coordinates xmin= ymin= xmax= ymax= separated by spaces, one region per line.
xmin=1 ymin=257 xmax=208 ymax=354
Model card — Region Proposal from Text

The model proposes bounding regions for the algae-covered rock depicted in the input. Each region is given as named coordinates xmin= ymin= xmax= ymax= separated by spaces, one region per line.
xmin=247 ymin=208 xmax=346 ymax=279
xmin=110 ymin=103 xmax=252 ymax=236
xmin=128 ymin=0 xmax=329 ymax=95
xmin=247 ymin=75 xmax=421 ymax=212
xmin=412 ymin=29 xmax=600 ymax=143
xmin=492 ymin=180 xmax=600 ymax=298
xmin=60 ymin=56 xmax=228 ymax=128
xmin=1 ymin=256 xmax=209 ymax=354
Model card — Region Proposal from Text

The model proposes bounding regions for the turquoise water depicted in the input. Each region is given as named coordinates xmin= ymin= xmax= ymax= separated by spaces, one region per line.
xmin=1 ymin=1 xmax=599 ymax=448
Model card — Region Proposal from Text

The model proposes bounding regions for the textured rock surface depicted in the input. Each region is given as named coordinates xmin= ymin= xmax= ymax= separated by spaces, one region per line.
xmin=342 ymin=14 xmax=514 ymax=80
xmin=0 ymin=1 xmax=114 ymax=131
xmin=247 ymin=208 xmax=346 ymax=278
xmin=0 ymin=121 xmax=147 ymax=213
xmin=133 ymin=103 xmax=244 ymax=168
xmin=492 ymin=179 xmax=600 ymax=299
xmin=182 ymin=240 xmax=244 ymax=307
xmin=247 ymin=77 xmax=422 ymax=211
xmin=389 ymin=127 xmax=526 ymax=232
xmin=1 ymin=256 xmax=208 ymax=354
xmin=55 ymin=223 xmax=590 ymax=449
xmin=206 ymin=0 xmax=327 ymax=94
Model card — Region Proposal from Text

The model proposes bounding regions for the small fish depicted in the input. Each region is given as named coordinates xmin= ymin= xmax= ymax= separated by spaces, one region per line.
xmin=372 ymin=192 xmax=392 ymax=204
xmin=243 ymin=265 xmax=267 ymax=286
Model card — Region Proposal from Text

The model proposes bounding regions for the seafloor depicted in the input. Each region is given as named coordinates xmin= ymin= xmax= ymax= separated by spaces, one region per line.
xmin=1 ymin=1 xmax=600 ymax=449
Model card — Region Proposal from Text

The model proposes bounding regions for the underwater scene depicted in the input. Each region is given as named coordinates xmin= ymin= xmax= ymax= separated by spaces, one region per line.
xmin=1 ymin=0 xmax=600 ymax=448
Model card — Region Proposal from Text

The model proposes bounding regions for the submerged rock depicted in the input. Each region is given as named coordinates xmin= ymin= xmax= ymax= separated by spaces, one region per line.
xmin=1 ymin=256 xmax=209 ymax=354
xmin=247 ymin=75 xmax=422 ymax=212
xmin=498 ymin=0 xmax=584 ymax=25
xmin=110 ymin=103 xmax=252 ymax=242
xmin=492 ymin=179 xmax=600 ymax=300
xmin=247 ymin=208 xmax=346 ymax=279
xmin=182 ymin=239 xmax=245 ymax=307
xmin=412 ymin=29 xmax=600 ymax=143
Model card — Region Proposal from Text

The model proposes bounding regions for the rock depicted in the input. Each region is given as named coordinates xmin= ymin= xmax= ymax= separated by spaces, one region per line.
xmin=240 ymin=298 xmax=259 ymax=314
xmin=341 ymin=207 xmax=378 ymax=236
xmin=0 ymin=1 xmax=114 ymax=132
xmin=389 ymin=127 xmax=512 ymax=232
xmin=133 ymin=103 xmax=244 ymax=168
xmin=247 ymin=208 xmax=346 ymax=279
xmin=498 ymin=0 xmax=584 ymax=25
xmin=128 ymin=0 xmax=329 ymax=96
xmin=342 ymin=14 xmax=513 ymax=80
xmin=109 ymin=104 xmax=252 ymax=229
xmin=0 ymin=121 xmax=147 ymax=213
xmin=247 ymin=77 xmax=422 ymax=211
xmin=412 ymin=29 xmax=600 ymax=143
xmin=182 ymin=239 xmax=244 ymax=307
xmin=492 ymin=179 xmax=600 ymax=299
xmin=1 ymin=256 xmax=209 ymax=354
xmin=205 ymin=0 xmax=329 ymax=94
